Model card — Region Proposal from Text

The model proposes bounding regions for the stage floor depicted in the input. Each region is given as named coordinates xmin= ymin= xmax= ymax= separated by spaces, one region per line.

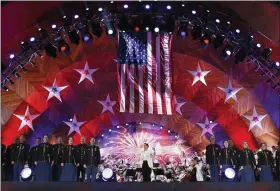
xmin=1 ymin=182 xmax=280 ymax=191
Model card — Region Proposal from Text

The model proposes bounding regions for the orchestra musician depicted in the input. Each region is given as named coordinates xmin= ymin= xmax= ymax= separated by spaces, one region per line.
xmin=51 ymin=137 xmax=64 ymax=181
xmin=60 ymin=137 xmax=77 ymax=181
xmin=257 ymin=142 xmax=274 ymax=181
xmin=76 ymin=136 xmax=87 ymax=182
xmin=11 ymin=135 xmax=30 ymax=181
xmin=139 ymin=143 xmax=155 ymax=182
xmin=238 ymin=141 xmax=256 ymax=182
xmin=84 ymin=138 xmax=101 ymax=182
xmin=219 ymin=140 xmax=235 ymax=182
xmin=34 ymin=134 xmax=52 ymax=181
xmin=206 ymin=136 xmax=221 ymax=182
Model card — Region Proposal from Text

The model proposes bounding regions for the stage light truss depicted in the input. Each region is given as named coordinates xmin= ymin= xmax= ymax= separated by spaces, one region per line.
xmin=1 ymin=2 xmax=279 ymax=92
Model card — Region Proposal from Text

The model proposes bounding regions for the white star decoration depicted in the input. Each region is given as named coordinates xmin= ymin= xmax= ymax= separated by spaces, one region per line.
xmin=97 ymin=94 xmax=116 ymax=114
xmin=75 ymin=61 xmax=98 ymax=84
xmin=42 ymin=78 xmax=68 ymax=102
xmin=14 ymin=106 xmax=40 ymax=131
xmin=218 ymin=80 xmax=242 ymax=103
xmin=63 ymin=115 xmax=86 ymax=135
xmin=243 ymin=107 xmax=267 ymax=131
xmin=174 ymin=96 xmax=186 ymax=115
xmin=197 ymin=116 xmax=218 ymax=137
xmin=188 ymin=63 xmax=211 ymax=86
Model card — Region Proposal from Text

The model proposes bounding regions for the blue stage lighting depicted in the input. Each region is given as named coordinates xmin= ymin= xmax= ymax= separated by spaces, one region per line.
xmin=20 ymin=167 xmax=34 ymax=182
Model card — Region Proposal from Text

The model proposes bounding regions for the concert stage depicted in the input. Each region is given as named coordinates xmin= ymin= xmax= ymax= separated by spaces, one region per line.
xmin=1 ymin=182 xmax=280 ymax=191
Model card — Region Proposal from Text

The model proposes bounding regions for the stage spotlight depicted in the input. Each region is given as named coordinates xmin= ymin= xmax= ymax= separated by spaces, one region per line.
xmin=200 ymin=33 xmax=211 ymax=48
xmin=160 ymin=126 xmax=163 ymax=129
xmin=13 ymin=71 xmax=21 ymax=79
xmin=191 ymin=25 xmax=202 ymax=40
xmin=216 ymin=19 xmax=220 ymax=24
xmin=9 ymin=54 xmax=15 ymax=59
xmin=109 ymin=129 xmax=112 ymax=132
xmin=223 ymin=167 xmax=236 ymax=182
xmin=30 ymin=37 xmax=35 ymax=42
xmin=117 ymin=125 xmax=120 ymax=128
xmin=248 ymin=35 xmax=254 ymax=44
xmin=227 ymin=21 xmax=231 ymax=25
xmin=146 ymin=27 xmax=149 ymax=31
xmin=68 ymin=28 xmax=80 ymax=45
xmin=154 ymin=27 xmax=160 ymax=33
xmin=221 ymin=47 xmax=232 ymax=60
xmin=182 ymin=3 xmax=185 ymax=7
xmin=168 ymin=130 xmax=171 ymax=133
xmin=262 ymin=48 xmax=272 ymax=60
xmin=80 ymin=24 xmax=93 ymax=43
xmin=207 ymin=9 xmax=210 ymax=13
xmin=111 ymin=1 xmax=114 ymax=3
xmin=21 ymin=41 xmax=32 ymax=51
xmin=102 ymin=168 xmax=115 ymax=182
xmin=19 ymin=64 xmax=27 ymax=73
xmin=213 ymin=33 xmax=224 ymax=49
xmin=177 ymin=24 xmax=188 ymax=39
xmin=54 ymin=36 xmax=70 ymax=56
xmin=276 ymin=61 xmax=280 ymax=67
xmin=236 ymin=29 xmax=240 ymax=34
xmin=44 ymin=43 xmax=57 ymax=58
xmin=166 ymin=16 xmax=175 ymax=34
xmin=63 ymin=15 xmax=67 ymax=19
xmin=7 ymin=77 xmax=14 ymax=85
xmin=98 ymin=7 xmax=103 ymax=12
xmin=152 ymin=124 xmax=155 ymax=127
xmin=118 ymin=14 xmax=130 ymax=32
xmin=175 ymin=135 xmax=178 ymax=138
xmin=192 ymin=10 xmax=196 ymax=15
xmin=74 ymin=14 xmax=79 ymax=19
xmin=101 ymin=134 xmax=104 ymax=137
xmin=209 ymin=120 xmax=213 ymax=124
xmin=20 ymin=167 xmax=34 ymax=182
xmin=91 ymin=21 xmax=102 ymax=38
xmin=108 ymin=29 xmax=114 ymax=35
xmin=38 ymin=28 xmax=48 ymax=39
xmin=51 ymin=24 xmax=57 ymax=29
xmin=166 ymin=5 xmax=171 ymax=10
xmin=235 ymin=47 xmax=248 ymax=64
xmin=126 ymin=123 xmax=129 ymax=126
xmin=257 ymin=43 xmax=261 ymax=48
xmin=2 ymin=85 xmax=8 ymax=92
xmin=145 ymin=4 xmax=150 ymax=9
xmin=124 ymin=4 xmax=128 ymax=9
xmin=86 ymin=7 xmax=89 ymax=11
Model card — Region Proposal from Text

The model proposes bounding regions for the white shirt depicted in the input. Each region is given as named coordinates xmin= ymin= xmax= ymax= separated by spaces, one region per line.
xmin=195 ymin=161 xmax=204 ymax=181
xmin=143 ymin=150 xmax=151 ymax=161
xmin=140 ymin=149 xmax=156 ymax=168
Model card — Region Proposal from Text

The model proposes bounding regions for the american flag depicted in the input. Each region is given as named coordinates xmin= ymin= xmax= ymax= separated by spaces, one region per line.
xmin=117 ymin=32 xmax=174 ymax=115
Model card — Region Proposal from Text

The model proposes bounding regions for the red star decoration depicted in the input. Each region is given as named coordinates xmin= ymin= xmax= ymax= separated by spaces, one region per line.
xmin=197 ymin=72 xmax=201 ymax=77
xmin=83 ymin=70 xmax=89 ymax=75
xmin=253 ymin=116 xmax=259 ymax=122
xmin=24 ymin=116 xmax=30 ymax=121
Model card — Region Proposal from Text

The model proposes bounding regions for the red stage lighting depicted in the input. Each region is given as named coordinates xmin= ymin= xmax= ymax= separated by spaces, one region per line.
xmin=135 ymin=27 xmax=140 ymax=32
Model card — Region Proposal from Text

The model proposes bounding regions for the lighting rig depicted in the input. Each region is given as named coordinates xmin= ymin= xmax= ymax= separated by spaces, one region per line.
xmin=1 ymin=2 xmax=279 ymax=94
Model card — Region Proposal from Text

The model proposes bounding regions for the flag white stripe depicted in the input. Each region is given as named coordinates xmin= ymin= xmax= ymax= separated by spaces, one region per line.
xmin=138 ymin=65 xmax=144 ymax=113
xmin=120 ymin=64 xmax=126 ymax=112
xmin=163 ymin=34 xmax=172 ymax=115
xmin=129 ymin=64 xmax=135 ymax=113
xmin=147 ymin=32 xmax=153 ymax=114
xmin=156 ymin=35 xmax=163 ymax=114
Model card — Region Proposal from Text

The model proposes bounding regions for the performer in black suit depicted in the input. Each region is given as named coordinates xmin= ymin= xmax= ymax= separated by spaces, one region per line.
xmin=51 ymin=137 xmax=64 ymax=181
xmin=29 ymin=138 xmax=41 ymax=168
xmin=76 ymin=136 xmax=87 ymax=182
xmin=1 ymin=138 xmax=6 ymax=181
xmin=257 ymin=142 xmax=274 ymax=181
xmin=84 ymin=138 xmax=101 ymax=182
xmin=206 ymin=136 xmax=221 ymax=182
xmin=238 ymin=141 xmax=256 ymax=182
xmin=228 ymin=140 xmax=239 ymax=181
xmin=219 ymin=140 xmax=235 ymax=181
xmin=34 ymin=134 xmax=52 ymax=181
xmin=6 ymin=138 xmax=19 ymax=181
xmin=11 ymin=135 xmax=30 ymax=181
xmin=276 ymin=141 xmax=280 ymax=181
xmin=60 ymin=137 xmax=77 ymax=182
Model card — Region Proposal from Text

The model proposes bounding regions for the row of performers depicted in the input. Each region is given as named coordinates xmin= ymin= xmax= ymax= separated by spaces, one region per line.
xmin=1 ymin=135 xmax=101 ymax=182
xmin=202 ymin=136 xmax=280 ymax=182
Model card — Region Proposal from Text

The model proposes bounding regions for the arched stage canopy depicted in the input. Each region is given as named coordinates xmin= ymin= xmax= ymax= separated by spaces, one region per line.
xmin=1 ymin=1 xmax=279 ymax=152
